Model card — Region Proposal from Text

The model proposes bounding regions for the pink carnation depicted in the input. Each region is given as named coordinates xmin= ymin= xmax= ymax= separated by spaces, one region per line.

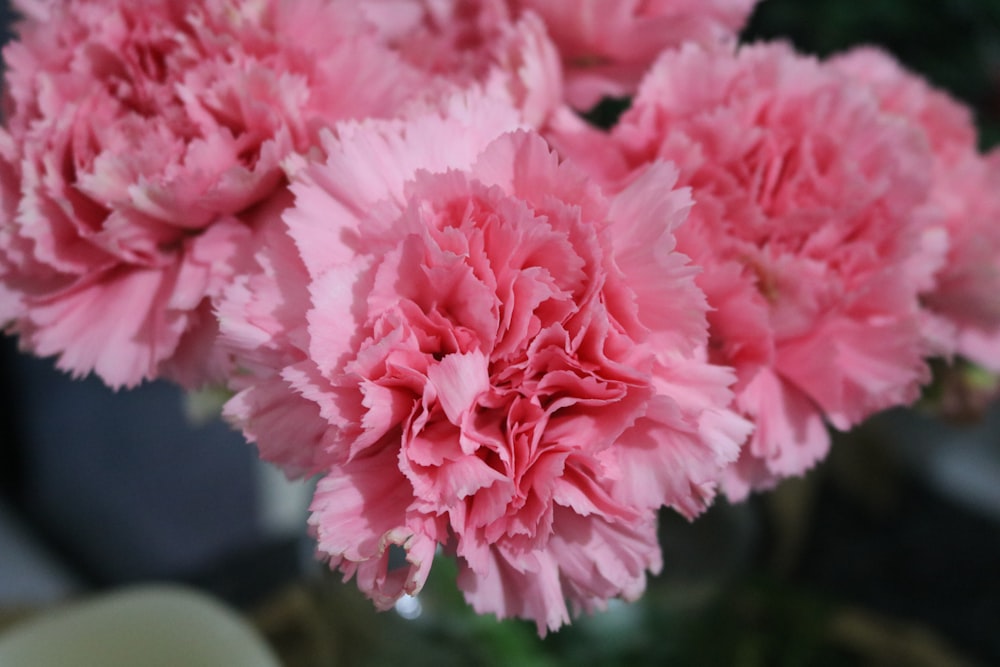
xmin=359 ymin=0 xmax=563 ymax=128
xmin=557 ymin=43 xmax=940 ymax=498
xmin=361 ymin=0 xmax=761 ymax=117
xmin=921 ymin=152 xmax=1000 ymax=370
xmin=219 ymin=92 xmax=749 ymax=633
xmin=0 ymin=0 xmax=422 ymax=387
xmin=832 ymin=48 xmax=1000 ymax=372
xmin=510 ymin=0 xmax=761 ymax=109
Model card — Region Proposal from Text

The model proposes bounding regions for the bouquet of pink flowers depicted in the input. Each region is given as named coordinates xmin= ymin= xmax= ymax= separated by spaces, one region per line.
xmin=1 ymin=0 xmax=997 ymax=635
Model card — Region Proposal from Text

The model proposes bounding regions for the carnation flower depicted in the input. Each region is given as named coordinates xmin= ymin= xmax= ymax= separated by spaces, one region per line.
xmin=361 ymin=0 xmax=760 ymax=117
xmin=920 ymin=152 xmax=1000 ymax=370
xmin=510 ymin=0 xmax=761 ymax=109
xmin=832 ymin=48 xmax=1000 ymax=372
xmin=556 ymin=43 xmax=940 ymax=498
xmin=219 ymin=92 xmax=749 ymax=633
xmin=359 ymin=0 xmax=563 ymax=128
xmin=0 ymin=0 xmax=422 ymax=387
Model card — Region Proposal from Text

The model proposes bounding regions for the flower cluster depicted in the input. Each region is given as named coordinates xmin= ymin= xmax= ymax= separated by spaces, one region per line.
xmin=1 ymin=0 xmax=997 ymax=634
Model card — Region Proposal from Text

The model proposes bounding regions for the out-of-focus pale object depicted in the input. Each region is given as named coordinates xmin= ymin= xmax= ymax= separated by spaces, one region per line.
xmin=0 ymin=585 xmax=280 ymax=667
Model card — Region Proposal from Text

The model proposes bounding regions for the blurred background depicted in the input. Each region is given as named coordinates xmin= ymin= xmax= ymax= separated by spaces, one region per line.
xmin=1 ymin=0 xmax=1000 ymax=665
